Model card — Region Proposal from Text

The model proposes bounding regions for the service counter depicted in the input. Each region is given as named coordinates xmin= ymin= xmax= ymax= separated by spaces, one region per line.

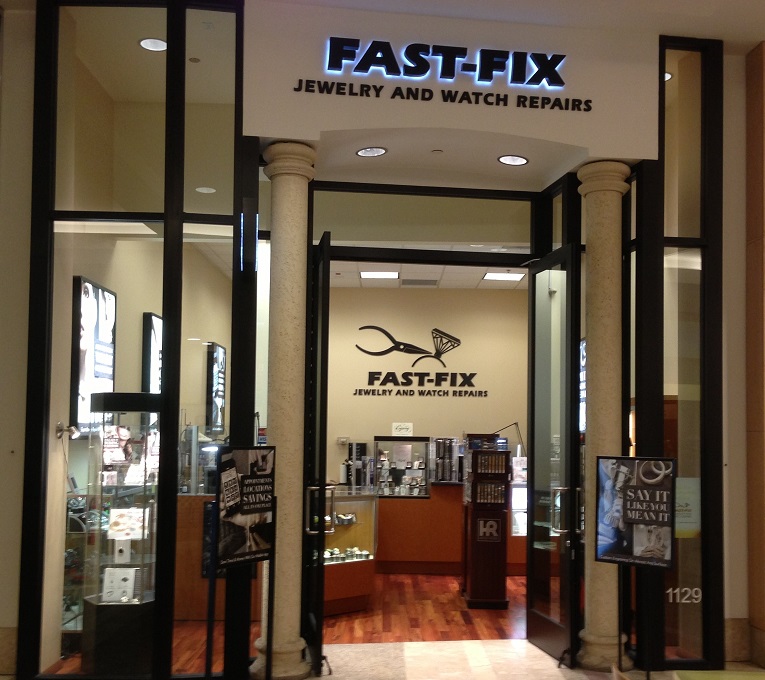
xmin=375 ymin=483 xmax=526 ymax=576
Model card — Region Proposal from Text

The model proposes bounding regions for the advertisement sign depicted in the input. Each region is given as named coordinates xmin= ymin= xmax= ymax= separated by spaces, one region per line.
xmin=206 ymin=343 xmax=227 ymax=434
xmin=596 ymin=456 xmax=676 ymax=569
xmin=70 ymin=276 xmax=116 ymax=434
xmin=217 ymin=447 xmax=275 ymax=567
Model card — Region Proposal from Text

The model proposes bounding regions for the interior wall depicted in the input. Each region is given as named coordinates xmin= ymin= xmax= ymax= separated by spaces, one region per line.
xmin=326 ymin=287 xmax=528 ymax=481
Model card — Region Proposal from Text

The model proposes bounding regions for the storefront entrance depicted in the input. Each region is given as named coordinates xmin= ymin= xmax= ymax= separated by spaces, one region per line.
xmin=301 ymin=178 xmax=585 ymax=669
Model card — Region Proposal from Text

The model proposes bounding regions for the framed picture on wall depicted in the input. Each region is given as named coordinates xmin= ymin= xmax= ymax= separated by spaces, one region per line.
xmin=206 ymin=343 xmax=226 ymax=435
xmin=70 ymin=276 xmax=117 ymax=434
xmin=141 ymin=312 xmax=162 ymax=431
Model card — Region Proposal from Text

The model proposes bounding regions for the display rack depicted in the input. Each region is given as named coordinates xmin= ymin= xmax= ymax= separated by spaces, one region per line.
xmin=80 ymin=392 xmax=161 ymax=676
xmin=372 ymin=436 xmax=429 ymax=497
xmin=462 ymin=434 xmax=510 ymax=609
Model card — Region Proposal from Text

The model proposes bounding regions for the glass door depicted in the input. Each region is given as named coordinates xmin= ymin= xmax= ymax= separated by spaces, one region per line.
xmin=527 ymin=244 xmax=581 ymax=666
xmin=302 ymin=232 xmax=332 ymax=675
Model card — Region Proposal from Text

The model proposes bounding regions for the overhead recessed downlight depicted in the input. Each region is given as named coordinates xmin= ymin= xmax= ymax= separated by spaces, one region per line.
xmin=195 ymin=186 xmax=216 ymax=194
xmin=187 ymin=337 xmax=201 ymax=342
xmin=664 ymin=72 xmax=673 ymax=81
xmin=484 ymin=272 xmax=525 ymax=282
xmin=189 ymin=57 xmax=201 ymax=64
xmin=360 ymin=271 xmax=398 ymax=279
xmin=140 ymin=38 xmax=167 ymax=52
xmin=356 ymin=147 xmax=387 ymax=158
xmin=470 ymin=244 xmax=484 ymax=248
xmin=498 ymin=154 xmax=528 ymax=166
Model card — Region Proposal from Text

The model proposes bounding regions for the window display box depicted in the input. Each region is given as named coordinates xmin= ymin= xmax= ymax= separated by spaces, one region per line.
xmin=324 ymin=490 xmax=377 ymax=614
xmin=372 ymin=436 xmax=430 ymax=497
xmin=80 ymin=392 xmax=160 ymax=675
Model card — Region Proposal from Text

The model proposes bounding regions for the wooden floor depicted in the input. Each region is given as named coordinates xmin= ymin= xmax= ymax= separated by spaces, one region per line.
xmin=52 ymin=574 xmax=527 ymax=675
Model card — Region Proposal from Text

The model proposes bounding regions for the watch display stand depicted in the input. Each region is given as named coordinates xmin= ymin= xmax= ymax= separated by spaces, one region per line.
xmin=462 ymin=434 xmax=510 ymax=609
xmin=80 ymin=392 xmax=160 ymax=675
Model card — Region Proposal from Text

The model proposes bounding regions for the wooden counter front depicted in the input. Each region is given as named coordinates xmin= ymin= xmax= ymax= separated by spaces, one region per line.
xmin=376 ymin=484 xmax=526 ymax=575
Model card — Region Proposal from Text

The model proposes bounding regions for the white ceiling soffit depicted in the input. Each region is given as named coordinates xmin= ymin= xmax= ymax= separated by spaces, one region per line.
xmin=315 ymin=128 xmax=589 ymax=192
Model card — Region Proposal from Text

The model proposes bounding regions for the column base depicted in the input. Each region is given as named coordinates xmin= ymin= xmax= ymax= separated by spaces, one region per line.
xmin=250 ymin=636 xmax=312 ymax=680
xmin=576 ymin=631 xmax=633 ymax=671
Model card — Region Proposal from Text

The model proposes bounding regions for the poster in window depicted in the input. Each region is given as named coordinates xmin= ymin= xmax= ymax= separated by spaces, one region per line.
xmin=70 ymin=276 xmax=116 ymax=434
xmin=217 ymin=447 xmax=275 ymax=567
xmin=595 ymin=456 xmax=676 ymax=569
xmin=206 ymin=343 xmax=226 ymax=435
xmin=141 ymin=312 xmax=162 ymax=431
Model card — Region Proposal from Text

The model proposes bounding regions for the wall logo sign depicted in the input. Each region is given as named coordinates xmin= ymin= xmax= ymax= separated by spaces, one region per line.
xmin=355 ymin=324 xmax=460 ymax=367
xmin=353 ymin=324 xmax=487 ymax=398
xmin=291 ymin=36 xmax=593 ymax=112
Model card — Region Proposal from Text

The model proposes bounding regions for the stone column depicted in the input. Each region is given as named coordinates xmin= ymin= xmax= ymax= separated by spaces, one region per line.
xmin=251 ymin=142 xmax=316 ymax=680
xmin=576 ymin=160 xmax=631 ymax=670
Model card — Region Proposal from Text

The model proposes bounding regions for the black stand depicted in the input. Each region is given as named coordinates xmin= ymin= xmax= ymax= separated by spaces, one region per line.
xmin=265 ymin=497 xmax=277 ymax=680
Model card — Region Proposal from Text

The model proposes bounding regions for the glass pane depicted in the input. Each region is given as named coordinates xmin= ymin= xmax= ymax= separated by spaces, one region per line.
xmin=174 ymin=221 xmax=234 ymax=673
xmin=530 ymin=264 xmax=568 ymax=622
xmin=663 ymin=247 xmax=702 ymax=660
xmin=552 ymin=193 xmax=563 ymax=250
xmin=56 ymin=7 xmax=166 ymax=212
xmin=313 ymin=191 xmax=532 ymax=254
xmin=185 ymin=10 xmax=236 ymax=215
xmin=664 ymin=50 xmax=702 ymax=238
xmin=51 ymin=220 xmax=164 ymax=675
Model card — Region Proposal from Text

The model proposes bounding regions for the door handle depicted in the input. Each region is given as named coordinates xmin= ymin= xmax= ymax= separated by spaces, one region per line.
xmin=551 ymin=486 xmax=569 ymax=536
xmin=304 ymin=485 xmax=336 ymax=535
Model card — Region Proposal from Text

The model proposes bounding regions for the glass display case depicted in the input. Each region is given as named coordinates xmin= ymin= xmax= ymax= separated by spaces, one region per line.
xmin=372 ymin=436 xmax=430 ymax=497
xmin=80 ymin=392 xmax=161 ymax=676
xmin=431 ymin=437 xmax=464 ymax=483
xmin=178 ymin=424 xmax=222 ymax=495
xmin=323 ymin=490 xmax=377 ymax=563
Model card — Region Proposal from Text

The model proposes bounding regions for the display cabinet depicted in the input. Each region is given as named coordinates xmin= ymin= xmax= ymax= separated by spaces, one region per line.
xmin=323 ymin=490 xmax=377 ymax=614
xmin=80 ymin=392 xmax=161 ymax=675
xmin=372 ymin=436 xmax=429 ymax=497
xmin=431 ymin=437 xmax=464 ymax=483
xmin=462 ymin=434 xmax=510 ymax=608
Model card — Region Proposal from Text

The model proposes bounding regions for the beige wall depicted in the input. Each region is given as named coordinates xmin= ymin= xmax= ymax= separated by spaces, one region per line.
xmin=0 ymin=8 xmax=36 ymax=678
xmin=326 ymin=287 xmax=528 ymax=480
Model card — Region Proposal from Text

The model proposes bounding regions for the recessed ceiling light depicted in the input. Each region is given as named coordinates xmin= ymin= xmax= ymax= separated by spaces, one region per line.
xmin=140 ymin=38 xmax=167 ymax=52
xmin=360 ymin=271 xmax=398 ymax=279
xmin=470 ymin=244 xmax=484 ymax=248
xmin=484 ymin=272 xmax=525 ymax=282
xmin=664 ymin=72 xmax=673 ymax=81
xmin=498 ymin=154 xmax=528 ymax=166
xmin=356 ymin=147 xmax=387 ymax=157
xmin=195 ymin=186 xmax=216 ymax=194
xmin=189 ymin=57 xmax=201 ymax=64
xmin=187 ymin=337 xmax=201 ymax=342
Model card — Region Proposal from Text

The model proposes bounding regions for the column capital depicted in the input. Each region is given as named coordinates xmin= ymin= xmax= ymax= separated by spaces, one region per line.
xmin=577 ymin=161 xmax=631 ymax=197
xmin=264 ymin=141 xmax=317 ymax=182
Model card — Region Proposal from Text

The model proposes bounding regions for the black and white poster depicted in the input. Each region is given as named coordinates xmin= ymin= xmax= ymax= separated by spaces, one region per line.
xmin=206 ymin=343 xmax=226 ymax=434
xmin=217 ymin=447 xmax=275 ymax=567
xmin=71 ymin=276 xmax=116 ymax=434
xmin=596 ymin=456 xmax=676 ymax=569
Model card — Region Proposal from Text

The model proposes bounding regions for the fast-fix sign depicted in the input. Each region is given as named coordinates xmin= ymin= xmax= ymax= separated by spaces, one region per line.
xmin=326 ymin=37 xmax=566 ymax=87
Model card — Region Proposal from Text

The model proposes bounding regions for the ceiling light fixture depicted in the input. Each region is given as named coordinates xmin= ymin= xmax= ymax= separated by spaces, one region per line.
xmin=356 ymin=147 xmax=387 ymax=158
xmin=139 ymin=38 xmax=167 ymax=52
xmin=195 ymin=186 xmax=216 ymax=194
xmin=484 ymin=272 xmax=525 ymax=282
xmin=664 ymin=72 xmax=673 ymax=81
xmin=360 ymin=271 xmax=398 ymax=279
xmin=498 ymin=154 xmax=528 ymax=166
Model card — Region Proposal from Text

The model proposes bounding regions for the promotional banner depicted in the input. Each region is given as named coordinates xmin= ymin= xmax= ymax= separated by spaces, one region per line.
xmin=217 ymin=447 xmax=275 ymax=567
xmin=596 ymin=456 xmax=676 ymax=568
